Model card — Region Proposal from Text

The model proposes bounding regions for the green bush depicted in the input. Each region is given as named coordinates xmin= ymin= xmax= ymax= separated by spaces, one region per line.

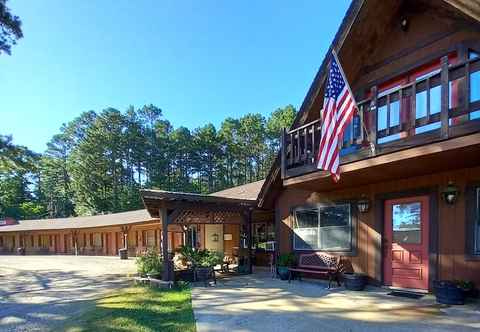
xmin=277 ymin=253 xmax=296 ymax=267
xmin=179 ymin=245 xmax=223 ymax=268
xmin=136 ymin=248 xmax=163 ymax=276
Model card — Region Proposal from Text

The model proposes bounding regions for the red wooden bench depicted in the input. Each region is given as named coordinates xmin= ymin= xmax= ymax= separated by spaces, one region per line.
xmin=288 ymin=252 xmax=341 ymax=288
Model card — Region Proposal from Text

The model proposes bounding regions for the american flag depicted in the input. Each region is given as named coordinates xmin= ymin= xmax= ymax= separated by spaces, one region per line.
xmin=316 ymin=53 xmax=357 ymax=181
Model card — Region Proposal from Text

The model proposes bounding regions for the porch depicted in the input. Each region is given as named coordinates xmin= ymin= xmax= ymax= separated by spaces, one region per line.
xmin=140 ymin=189 xmax=274 ymax=281
xmin=192 ymin=271 xmax=480 ymax=332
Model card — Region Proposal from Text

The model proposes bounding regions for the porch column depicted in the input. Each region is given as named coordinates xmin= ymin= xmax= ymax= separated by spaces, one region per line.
xmin=243 ymin=209 xmax=253 ymax=274
xmin=160 ymin=206 xmax=171 ymax=281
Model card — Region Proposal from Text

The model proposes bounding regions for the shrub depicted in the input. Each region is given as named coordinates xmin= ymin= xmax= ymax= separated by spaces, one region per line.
xmin=136 ymin=248 xmax=163 ymax=276
xmin=277 ymin=253 xmax=296 ymax=267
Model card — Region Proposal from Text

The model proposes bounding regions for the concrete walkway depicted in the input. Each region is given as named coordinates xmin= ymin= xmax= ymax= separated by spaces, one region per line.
xmin=0 ymin=255 xmax=136 ymax=332
xmin=192 ymin=271 xmax=480 ymax=332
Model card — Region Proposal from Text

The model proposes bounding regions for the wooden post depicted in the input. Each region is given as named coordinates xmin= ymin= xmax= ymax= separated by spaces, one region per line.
xmin=281 ymin=128 xmax=286 ymax=179
xmin=440 ymin=56 xmax=449 ymax=139
xmin=369 ymin=85 xmax=378 ymax=155
xmin=160 ymin=206 xmax=171 ymax=281
xmin=246 ymin=209 xmax=253 ymax=274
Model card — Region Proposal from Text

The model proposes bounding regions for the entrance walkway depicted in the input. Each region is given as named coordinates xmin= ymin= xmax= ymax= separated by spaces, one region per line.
xmin=0 ymin=255 xmax=136 ymax=332
xmin=192 ymin=270 xmax=480 ymax=332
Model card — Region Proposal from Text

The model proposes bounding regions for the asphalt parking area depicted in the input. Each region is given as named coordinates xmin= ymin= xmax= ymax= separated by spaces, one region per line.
xmin=0 ymin=255 xmax=136 ymax=332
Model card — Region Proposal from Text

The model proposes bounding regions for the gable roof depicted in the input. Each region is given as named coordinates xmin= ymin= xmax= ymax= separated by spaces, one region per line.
xmin=257 ymin=0 xmax=480 ymax=209
xmin=0 ymin=209 xmax=155 ymax=232
xmin=209 ymin=179 xmax=265 ymax=201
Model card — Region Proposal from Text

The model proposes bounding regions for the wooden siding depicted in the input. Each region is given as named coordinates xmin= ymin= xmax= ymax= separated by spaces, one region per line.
xmin=276 ymin=165 xmax=480 ymax=287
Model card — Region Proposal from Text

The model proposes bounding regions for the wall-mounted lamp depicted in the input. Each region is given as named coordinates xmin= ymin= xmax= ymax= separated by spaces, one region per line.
xmin=441 ymin=181 xmax=459 ymax=205
xmin=400 ymin=17 xmax=409 ymax=32
xmin=357 ymin=196 xmax=371 ymax=213
xmin=211 ymin=233 xmax=219 ymax=242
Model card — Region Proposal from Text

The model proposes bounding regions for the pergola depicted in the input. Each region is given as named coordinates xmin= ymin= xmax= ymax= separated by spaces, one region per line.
xmin=140 ymin=189 xmax=257 ymax=281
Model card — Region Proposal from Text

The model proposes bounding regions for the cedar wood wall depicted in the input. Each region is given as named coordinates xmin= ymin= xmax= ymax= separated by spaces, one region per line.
xmin=276 ymin=166 xmax=480 ymax=286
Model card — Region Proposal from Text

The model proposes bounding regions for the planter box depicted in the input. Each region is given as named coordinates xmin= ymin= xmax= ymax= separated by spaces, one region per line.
xmin=343 ymin=273 xmax=367 ymax=291
xmin=277 ymin=266 xmax=290 ymax=280
xmin=434 ymin=280 xmax=465 ymax=305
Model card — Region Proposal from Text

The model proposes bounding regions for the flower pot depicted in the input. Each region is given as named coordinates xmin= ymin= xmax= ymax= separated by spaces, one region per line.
xmin=119 ymin=248 xmax=128 ymax=260
xmin=195 ymin=267 xmax=213 ymax=282
xmin=277 ymin=266 xmax=290 ymax=280
xmin=146 ymin=272 xmax=162 ymax=280
xmin=343 ymin=272 xmax=367 ymax=291
xmin=434 ymin=280 xmax=465 ymax=305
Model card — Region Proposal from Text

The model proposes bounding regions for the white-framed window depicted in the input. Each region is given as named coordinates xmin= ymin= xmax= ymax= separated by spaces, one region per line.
xmin=293 ymin=204 xmax=353 ymax=251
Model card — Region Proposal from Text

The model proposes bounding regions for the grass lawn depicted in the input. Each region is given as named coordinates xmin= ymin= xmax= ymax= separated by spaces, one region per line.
xmin=64 ymin=285 xmax=196 ymax=332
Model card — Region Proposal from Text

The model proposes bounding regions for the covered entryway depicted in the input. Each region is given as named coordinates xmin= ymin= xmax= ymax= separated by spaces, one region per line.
xmin=384 ymin=196 xmax=430 ymax=290
xmin=141 ymin=189 xmax=265 ymax=281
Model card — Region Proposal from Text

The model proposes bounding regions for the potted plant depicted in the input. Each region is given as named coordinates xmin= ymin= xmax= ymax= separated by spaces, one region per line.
xmin=434 ymin=280 xmax=466 ymax=305
xmin=135 ymin=248 xmax=163 ymax=279
xmin=454 ymin=280 xmax=477 ymax=299
xmin=343 ymin=272 xmax=367 ymax=291
xmin=179 ymin=246 xmax=223 ymax=282
xmin=277 ymin=253 xmax=295 ymax=280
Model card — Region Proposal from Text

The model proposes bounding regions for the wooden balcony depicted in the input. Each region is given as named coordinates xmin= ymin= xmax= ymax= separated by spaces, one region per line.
xmin=281 ymin=55 xmax=480 ymax=180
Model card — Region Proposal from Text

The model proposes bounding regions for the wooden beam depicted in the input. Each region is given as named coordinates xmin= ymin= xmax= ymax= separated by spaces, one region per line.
xmin=440 ymin=56 xmax=450 ymax=139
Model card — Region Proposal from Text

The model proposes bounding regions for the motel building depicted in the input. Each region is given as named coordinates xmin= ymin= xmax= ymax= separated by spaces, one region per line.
xmin=2 ymin=0 xmax=480 ymax=292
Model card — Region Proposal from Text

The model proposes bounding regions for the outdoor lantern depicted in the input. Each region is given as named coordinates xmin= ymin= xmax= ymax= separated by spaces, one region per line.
xmin=357 ymin=196 xmax=370 ymax=213
xmin=211 ymin=233 xmax=219 ymax=242
xmin=441 ymin=181 xmax=459 ymax=205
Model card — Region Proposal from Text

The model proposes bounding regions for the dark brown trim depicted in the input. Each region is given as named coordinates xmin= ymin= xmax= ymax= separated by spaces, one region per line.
xmin=374 ymin=186 xmax=439 ymax=290
xmin=465 ymin=182 xmax=480 ymax=260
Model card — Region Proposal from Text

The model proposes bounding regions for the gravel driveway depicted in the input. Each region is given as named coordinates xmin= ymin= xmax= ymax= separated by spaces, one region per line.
xmin=0 ymin=255 xmax=136 ymax=332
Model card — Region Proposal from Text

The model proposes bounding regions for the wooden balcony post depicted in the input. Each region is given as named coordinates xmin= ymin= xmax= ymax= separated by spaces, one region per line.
xmin=369 ymin=85 xmax=378 ymax=155
xmin=281 ymin=128 xmax=286 ymax=179
xmin=440 ymin=56 xmax=449 ymax=139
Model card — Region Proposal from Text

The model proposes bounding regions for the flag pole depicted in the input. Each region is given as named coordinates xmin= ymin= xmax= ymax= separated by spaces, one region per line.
xmin=331 ymin=49 xmax=374 ymax=151
xmin=332 ymin=49 xmax=357 ymax=109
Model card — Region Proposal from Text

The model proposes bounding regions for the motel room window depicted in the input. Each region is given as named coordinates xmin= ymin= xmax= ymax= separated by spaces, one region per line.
xmin=93 ymin=233 xmax=102 ymax=247
xmin=146 ymin=230 xmax=156 ymax=247
xmin=293 ymin=204 xmax=353 ymax=252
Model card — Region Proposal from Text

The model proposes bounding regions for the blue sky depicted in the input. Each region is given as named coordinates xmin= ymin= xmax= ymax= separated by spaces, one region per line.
xmin=1 ymin=0 xmax=350 ymax=152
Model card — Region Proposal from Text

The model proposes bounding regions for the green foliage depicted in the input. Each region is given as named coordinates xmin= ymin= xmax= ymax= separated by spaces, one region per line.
xmin=135 ymin=248 xmax=163 ymax=276
xmin=1 ymin=103 xmax=297 ymax=220
xmin=0 ymin=0 xmax=23 ymax=55
xmin=179 ymin=245 xmax=223 ymax=268
xmin=277 ymin=253 xmax=296 ymax=267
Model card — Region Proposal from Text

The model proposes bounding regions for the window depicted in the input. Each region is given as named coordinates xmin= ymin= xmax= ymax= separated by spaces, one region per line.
xmin=252 ymin=222 xmax=275 ymax=251
xmin=93 ymin=233 xmax=102 ymax=247
xmin=293 ymin=204 xmax=353 ymax=251
xmin=146 ymin=230 xmax=156 ymax=247
xmin=392 ymin=202 xmax=421 ymax=244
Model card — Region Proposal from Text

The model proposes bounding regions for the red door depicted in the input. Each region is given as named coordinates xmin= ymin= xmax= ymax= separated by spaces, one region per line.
xmin=384 ymin=196 xmax=429 ymax=290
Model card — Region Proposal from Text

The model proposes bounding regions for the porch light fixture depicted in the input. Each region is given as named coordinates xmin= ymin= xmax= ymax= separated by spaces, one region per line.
xmin=400 ymin=17 xmax=409 ymax=32
xmin=441 ymin=181 xmax=459 ymax=205
xmin=211 ymin=233 xmax=219 ymax=242
xmin=357 ymin=196 xmax=371 ymax=213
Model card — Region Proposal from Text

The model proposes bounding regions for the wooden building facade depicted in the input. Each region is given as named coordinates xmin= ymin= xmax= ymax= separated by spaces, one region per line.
xmin=258 ymin=0 xmax=480 ymax=291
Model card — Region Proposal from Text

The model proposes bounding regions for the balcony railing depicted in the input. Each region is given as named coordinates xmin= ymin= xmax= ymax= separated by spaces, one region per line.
xmin=281 ymin=55 xmax=480 ymax=179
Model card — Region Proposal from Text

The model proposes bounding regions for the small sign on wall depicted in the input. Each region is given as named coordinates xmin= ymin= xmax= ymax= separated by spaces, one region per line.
xmin=224 ymin=234 xmax=233 ymax=241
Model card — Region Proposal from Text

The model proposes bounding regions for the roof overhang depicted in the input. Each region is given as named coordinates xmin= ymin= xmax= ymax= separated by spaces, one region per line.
xmin=140 ymin=189 xmax=256 ymax=219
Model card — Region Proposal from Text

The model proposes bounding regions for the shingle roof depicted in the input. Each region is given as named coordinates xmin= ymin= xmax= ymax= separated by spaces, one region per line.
xmin=209 ymin=179 xmax=265 ymax=201
xmin=0 ymin=209 xmax=155 ymax=232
